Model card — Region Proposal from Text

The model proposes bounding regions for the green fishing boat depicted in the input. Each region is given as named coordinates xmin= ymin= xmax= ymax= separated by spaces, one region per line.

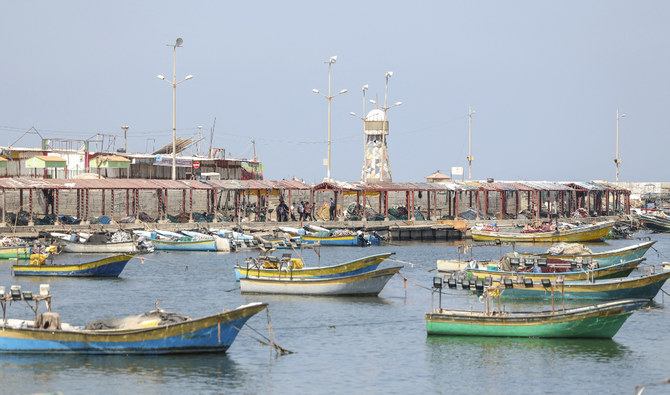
xmin=495 ymin=270 xmax=670 ymax=301
xmin=425 ymin=299 xmax=646 ymax=338
xmin=426 ymin=277 xmax=647 ymax=338
xmin=466 ymin=258 xmax=643 ymax=282
xmin=0 ymin=245 xmax=30 ymax=260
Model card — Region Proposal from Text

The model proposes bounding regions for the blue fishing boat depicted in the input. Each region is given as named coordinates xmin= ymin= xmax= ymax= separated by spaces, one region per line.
xmin=0 ymin=289 xmax=267 ymax=354
xmin=12 ymin=254 xmax=134 ymax=277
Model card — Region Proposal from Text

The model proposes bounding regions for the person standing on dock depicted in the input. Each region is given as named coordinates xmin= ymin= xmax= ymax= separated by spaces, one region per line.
xmin=329 ymin=198 xmax=335 ymax=221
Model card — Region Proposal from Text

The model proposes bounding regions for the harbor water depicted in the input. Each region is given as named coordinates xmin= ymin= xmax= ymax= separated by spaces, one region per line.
xmin=1 ymin=232 xmax=670 ymax=394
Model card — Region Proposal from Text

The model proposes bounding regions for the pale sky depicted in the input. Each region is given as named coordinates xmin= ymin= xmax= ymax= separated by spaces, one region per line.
xmin=1 ymin=1 xmax=668 ymax=184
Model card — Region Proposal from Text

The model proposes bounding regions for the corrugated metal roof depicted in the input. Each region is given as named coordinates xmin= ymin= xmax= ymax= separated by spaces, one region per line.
xmin=205 ymin=179 xmax=311 ymax=191
xmin=0 ymin=178 xmax=211 ymax=190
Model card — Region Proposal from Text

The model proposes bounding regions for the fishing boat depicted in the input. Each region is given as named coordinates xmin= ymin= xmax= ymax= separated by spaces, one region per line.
xmin=58 ymin=231 xmax=153 ymax=254
xmin=12 ymin=254 xmax=134 ymax=277
xmin=240 ymin=266 xmax=402 ymax=295
xmin=466 ymin=257 xmax=644 ymax=282
xmin=145 ymin=231 xmax=218 ymax=252
xmin=301 ymin=232 xmax=382 ymax=246
xmin=235 ymin=252 xmax=394 ymax=281
xmin=0 ymin=245 xmax=31 ymax=260
xmin=527 ymin=240 xmax=656 ymax=267
xmin=492 ymin=270 xmax=670 ymax=301
xmin=180 ymin=230 xmax=231 ymax=252
xmin=634 ymin=210 xmax=670 ymax=232
xmin=470 ymin=220 xmax=615 ymax=243
xmin=0 ymin=287 xmax=267 ymax=354
xmin=425 ymin=298 xmax=647 ymax=338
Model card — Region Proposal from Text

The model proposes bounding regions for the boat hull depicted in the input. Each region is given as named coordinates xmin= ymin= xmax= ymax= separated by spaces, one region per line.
xmin=471 ymin=221 xmax=615 ymax=243
xmin=240 ymin=266 xmax=402 ymax=296
xmin=301 ymin=235 xmax=363 ymax=246
xmin=0 ymin=303 xmax=266 ymax=354
xmin=637 ymin=214 xmax=670 ymax=232
xmin=498 ymin=271 xmax=670 ymax=301
xmin=532 ymin=241 xmax=655 ymax=267
xmin=467 ymin=258 xmax=643 ymax=282
xmin=235 ymin=252 xmax=393 ymax=281
xmin=0 ymin=245 xmax=30 ymax=259
xmin=61 ymin=240 xmax=138 ymax=254
xmin=12 ymin=254 xmax=134 ymax=277
xmin=425 ymin=299 xmax=647 ymax=338
xmin=150 ymin=238 xmax=217 ymax=251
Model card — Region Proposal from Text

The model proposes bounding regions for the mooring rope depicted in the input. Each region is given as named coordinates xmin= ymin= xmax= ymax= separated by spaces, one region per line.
xmin=231 ymin=308 xmax=294 ymax=356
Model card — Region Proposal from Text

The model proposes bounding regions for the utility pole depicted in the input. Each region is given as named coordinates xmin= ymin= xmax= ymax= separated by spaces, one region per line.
xmin=467 ymin=105 xmax=476 ymax=180
xmin=615 ymin=108 xmax=625 ymax=183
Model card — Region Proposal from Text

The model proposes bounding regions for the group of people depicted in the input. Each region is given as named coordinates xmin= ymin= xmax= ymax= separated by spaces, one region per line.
xmin=276 ymin=201 xmax=315 ymax=222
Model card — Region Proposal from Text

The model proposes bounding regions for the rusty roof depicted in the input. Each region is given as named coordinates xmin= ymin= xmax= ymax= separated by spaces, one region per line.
xmin=0 ymin=178 xmax=211 ymax=190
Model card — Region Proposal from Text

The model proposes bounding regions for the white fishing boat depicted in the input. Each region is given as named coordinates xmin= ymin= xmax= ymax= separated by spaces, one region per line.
xmin=239 ymin=266 xmax=402 ymax=296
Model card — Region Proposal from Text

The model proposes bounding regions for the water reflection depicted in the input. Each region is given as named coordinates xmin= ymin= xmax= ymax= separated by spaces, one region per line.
xmin=426 ymin=335 xmax=630 ymax=364
xmin=0 ymin=353 xmax=249 ymax=391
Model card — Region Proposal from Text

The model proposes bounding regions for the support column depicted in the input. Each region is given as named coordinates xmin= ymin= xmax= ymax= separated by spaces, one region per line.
xmin=189 ymin=188 xmax=194 ymax=223
xmin=454 ymin=191 xmax=459 ymax=219
xmin=28 ymin=189 xmax=34 ymax=226
xmin=101 ymin=189 xmax=106 ymax=216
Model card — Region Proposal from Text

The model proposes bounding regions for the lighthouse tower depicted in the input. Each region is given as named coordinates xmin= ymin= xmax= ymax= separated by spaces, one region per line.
xmin=361 ymin=108 xmax=392 ymax=183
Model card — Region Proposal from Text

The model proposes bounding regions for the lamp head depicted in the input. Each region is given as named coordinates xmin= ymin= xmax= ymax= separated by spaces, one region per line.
xmin=385 ymin=71 xmax=393 ymax=78
xmin=349 ymin=112 xmax=356 ymax=117
xmin=329 ymin=56 xmax=337 ymax=63
xmin=312 ymin=89 xmax=320 ymax=94
xmin=157 ymin=75 xmax=165 ymax=80
xmin=122 ymin=125 xmax=129 ymax=131
xmin=339 ymin=89 xmax=348 ymax=94
xmin=176 ymin=38 xmax=183 ymax=46
xmin=362 ymin=84 xmax=369 ymax=91
xmin=394 ymin=101 xmax=403 ymax=106
xmin=185 ymin=75 xmax=193 ymax=80
xmin=369 ymin=99 xmax=377 ymax=105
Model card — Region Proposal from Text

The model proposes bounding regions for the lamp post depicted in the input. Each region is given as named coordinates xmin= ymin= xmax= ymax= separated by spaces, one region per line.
xmin=467 ymin=105 xmax=476 ymax=180
xmin=313 ymin=56 xmax=347 ymax=182
xmin=121 ymin=125 xmax=129 ymax=153
xmin=615 ymin=108 xmax=625 ymax=183
xmin=197 ymin=125 xmax=202 ymax=156
xmin=157 ymin=37 xmax=193 ymax=180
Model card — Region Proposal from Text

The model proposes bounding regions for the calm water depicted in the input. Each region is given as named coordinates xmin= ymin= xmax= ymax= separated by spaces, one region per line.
xmin=1 ymin=232 xmax=670 ymax=394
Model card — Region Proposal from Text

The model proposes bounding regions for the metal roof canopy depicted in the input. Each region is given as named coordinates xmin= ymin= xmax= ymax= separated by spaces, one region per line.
xmin=205 ymin=179 xmax=311 ymax=191
xmin=0 ymin=178 xmax=211 ymax=190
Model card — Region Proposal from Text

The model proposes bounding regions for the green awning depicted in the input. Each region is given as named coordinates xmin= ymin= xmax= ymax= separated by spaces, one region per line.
xmin=89 ymin=155 xmax=131 ymax=169
xmin=25 ymin=155 xmax=67 ymax=168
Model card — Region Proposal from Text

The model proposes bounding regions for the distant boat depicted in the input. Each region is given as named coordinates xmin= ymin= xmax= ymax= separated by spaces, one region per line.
xmin=0 ymin=290 xmax=267 ymax=354
xmin=471 ymin=220 xmax=615 ymax=243
xmin=494 ymin=270 xmax=670 ymax=301
xmin=57 ymin=232 xmax=153 ymax=254
xmin=466 ymin=258 xmax=644 ymax=282
xmin=144 ymin=231 xmax=217 ymax=252
xmin=12 ymin=254 xmax=134 ymax=277
xmin=438 ymin=241 xmax=656 ymax=274
xmin=425 ymin=298 xmax=647 ymax=338
xmin=235 ymin=252 xmax=394 ymax=281
xmin=0 ymin=245 xmax=31 ymax=260
xmin=240 ymin=266 xmax=402 ymax=296
xmin=528 ymin=240 xmax=656 ymax=267
xmin=633 ymin=210 xmax=670 ymax=232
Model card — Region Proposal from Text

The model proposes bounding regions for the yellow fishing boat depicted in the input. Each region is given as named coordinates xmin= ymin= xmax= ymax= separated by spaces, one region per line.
xmin=471 ymin=220 xmax=615 ymax=243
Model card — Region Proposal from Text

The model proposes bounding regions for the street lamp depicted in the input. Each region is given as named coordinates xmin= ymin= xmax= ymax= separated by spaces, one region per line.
xmin=614 ymin=108 xmax=626 ymax=183
xmin=157 ymin=37 xmax=193 ymax=180
xmin=313 ymin=55 xmax=347 ymax=182
xmin=467 ymin=105 xmax=476 ymax=180
xmin=121 ymin=125 xmax=129 ymax=153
